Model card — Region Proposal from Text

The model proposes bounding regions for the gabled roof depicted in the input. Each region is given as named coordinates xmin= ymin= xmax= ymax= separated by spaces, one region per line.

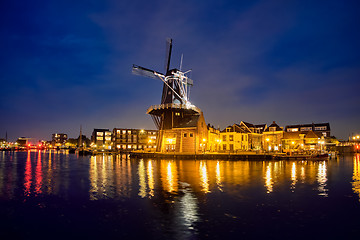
xmin=242 ymin=121 xmax=255 ymax=129
xmin=264 ymin=121 xmax=283 ymax=132
xmin=305 ymin=131 xmax=322 ymax=139
xmin=255 ymin=124 xmax=267 ymax=133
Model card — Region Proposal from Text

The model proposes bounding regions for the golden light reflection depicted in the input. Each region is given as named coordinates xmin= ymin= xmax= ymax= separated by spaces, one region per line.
xmin=138 ymin=159 xmax=147 ymax=198
xmin=147 ymin=160 xmax=155 ymax=197
xmin=317 ymin=161 xmax=328 ymax=197
xmin=165 ymin=161 xmax=178 ymax=192
xmin=199 ymin=161 xmax=209 ymax=193
xmin=24 ymin=151 xmax=32 ymax=196
xmin=265 ymin=164 xmax=273 ymax=193
xmin=216 ymin=161 xmax=222 ymax=191
xmin=291 ymin=162 xmax=297 ymax=191
xmin=300 ymin=165 xmax=305 ymax=183
xmin=352 ymin=154 xmax=360 ymax=201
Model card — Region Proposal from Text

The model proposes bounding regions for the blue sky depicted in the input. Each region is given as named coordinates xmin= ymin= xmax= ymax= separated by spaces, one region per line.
xmin=1 ymin=0 xmax=359 ymax=141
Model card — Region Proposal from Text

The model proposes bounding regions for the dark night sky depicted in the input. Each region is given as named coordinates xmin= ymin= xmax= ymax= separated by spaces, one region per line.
xmin=1 ymin=0 xmax=359 ymax=142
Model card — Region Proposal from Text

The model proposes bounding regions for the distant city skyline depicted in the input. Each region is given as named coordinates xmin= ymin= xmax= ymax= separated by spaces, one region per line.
xmin=1 ymin=0 xmax=359 ymax=141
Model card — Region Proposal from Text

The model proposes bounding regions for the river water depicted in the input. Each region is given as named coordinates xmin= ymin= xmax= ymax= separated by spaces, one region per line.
xmin=0 ymin=150 xmax=359 ymax=239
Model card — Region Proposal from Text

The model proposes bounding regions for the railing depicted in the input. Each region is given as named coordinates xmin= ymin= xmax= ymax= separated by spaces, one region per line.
xmin=147 ymin=103 xmax=201 ymax=114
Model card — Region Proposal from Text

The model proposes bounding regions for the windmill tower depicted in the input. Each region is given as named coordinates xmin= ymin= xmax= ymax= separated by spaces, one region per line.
xmin=132 ymin=38 xmax=207 ymax=153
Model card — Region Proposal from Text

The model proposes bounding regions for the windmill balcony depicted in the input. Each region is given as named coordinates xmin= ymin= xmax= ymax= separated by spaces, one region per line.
xmin=147 ymin=103 xmax=201 ymax=115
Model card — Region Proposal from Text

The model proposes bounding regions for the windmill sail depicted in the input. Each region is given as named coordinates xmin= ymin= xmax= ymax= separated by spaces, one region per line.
xmin=164 ymin=38 xmax=172 ymax=74
xmin=132 ymin=65 xmax=164 ymax=80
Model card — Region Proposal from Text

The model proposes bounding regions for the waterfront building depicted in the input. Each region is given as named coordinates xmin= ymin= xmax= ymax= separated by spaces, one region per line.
xmin=51 ymin=133 xmax=68 ymax=146
xmin=242 ymin=122 xmax=264 ymax=151
xmin=263 ymin=121 xmax=284 ymax=152
xmin=206 ymin=124 xmax=220 ymax=152
xmin=16 ymin=137 xmax=31 ymax=147
xmin=220 ymin=122 xmax=265 ymax=152
xmin=112 ymin=128 xmax=157 ymax=151
xmin=282 ymin=130 xmax=325 ymax=153
xmin=285 ymin=123 xmax=330 ymax=137
xmin=91 ymin=129 xmax=112 ymax=149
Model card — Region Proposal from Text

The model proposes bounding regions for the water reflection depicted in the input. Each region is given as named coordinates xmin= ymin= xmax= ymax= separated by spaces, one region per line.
xmin=24 ymin=151 xmax=32 ymax=197
xmin=199 ymin=161 xmax=209 ymax=193
xmin=352 ymin=154 xmax=360 ymax=200
xmin=317 ymin=161 xmax=328 ymax=197
xmin=216 ymin=161 xmax=223 ymax=191
xmin=0 ymin=152 xmax=338 ymax=201
xmin=147 ymin=160 xmax=155 ymax=197
xmin=291 ymin=162 xmax=297 ymax=192
xmin=35 ymin=150 xmax=43 ymax=195
xmin=264 ymin=164 xmax=273 ymax=193
xmin=163 ymin=160 xmax=178 ymax=193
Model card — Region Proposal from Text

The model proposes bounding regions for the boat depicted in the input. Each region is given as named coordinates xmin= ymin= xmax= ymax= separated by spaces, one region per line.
xmin=308 ymin=153 xmax=329 ymax=160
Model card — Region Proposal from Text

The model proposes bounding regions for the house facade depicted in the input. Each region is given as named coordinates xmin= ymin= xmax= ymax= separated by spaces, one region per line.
xmin=112 ymin=128 xmax=157 ymax=151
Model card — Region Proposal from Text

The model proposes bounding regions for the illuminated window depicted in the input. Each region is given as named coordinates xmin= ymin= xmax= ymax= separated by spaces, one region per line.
xmin=128 ymin=130 xmax=131 ymax=134
xmin=175 ymin=112 xmax=180 ymax=116
xmin=97 ymin=132 xmax=103 ymax=136
xmin=229 ymin=135 xmax=233 ymax=141
xmin=96 ymin=137 xmax=103 ymax=140
xmin=117 ymin=130 xmax=120 ymax=134
xmin=288 ymin=128 xmax=298 ymax=132
xmin=122 ymin=130 xmax=126 ymax=134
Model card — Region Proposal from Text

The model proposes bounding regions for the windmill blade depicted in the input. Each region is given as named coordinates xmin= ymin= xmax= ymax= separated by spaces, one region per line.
xmin=164 ymin=38 xmax=173 ymax=74
xmin=132 ymin=65 xmax=164 ymax=80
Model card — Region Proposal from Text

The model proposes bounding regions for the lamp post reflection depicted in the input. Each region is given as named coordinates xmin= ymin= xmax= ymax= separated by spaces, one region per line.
xmin=317 ymin=161 xmax=328 ymax=197
xmin=199 ymin=161 xmax=209 ymax=193
xmin=264 ymin=163 xmax=273 ymax=193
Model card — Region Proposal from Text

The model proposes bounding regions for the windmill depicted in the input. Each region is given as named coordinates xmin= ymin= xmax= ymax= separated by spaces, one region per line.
xmin=132 ymin=38 xmax=204 ymax=152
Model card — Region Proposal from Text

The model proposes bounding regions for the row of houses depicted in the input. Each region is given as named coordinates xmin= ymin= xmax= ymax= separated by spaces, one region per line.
xmin=210 ymin=121 xmax=333 ymax=153
xmin=49 ymin=121 xmax=334 ymax=153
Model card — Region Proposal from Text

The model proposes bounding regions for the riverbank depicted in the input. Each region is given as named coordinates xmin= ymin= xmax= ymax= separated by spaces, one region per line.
xmin=129 ymin=152 xmax=331 ymax=161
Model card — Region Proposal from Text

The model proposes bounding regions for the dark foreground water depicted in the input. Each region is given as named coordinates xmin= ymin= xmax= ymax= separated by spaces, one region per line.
xmin=0 ymin=151 xmax=359 ymax=239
